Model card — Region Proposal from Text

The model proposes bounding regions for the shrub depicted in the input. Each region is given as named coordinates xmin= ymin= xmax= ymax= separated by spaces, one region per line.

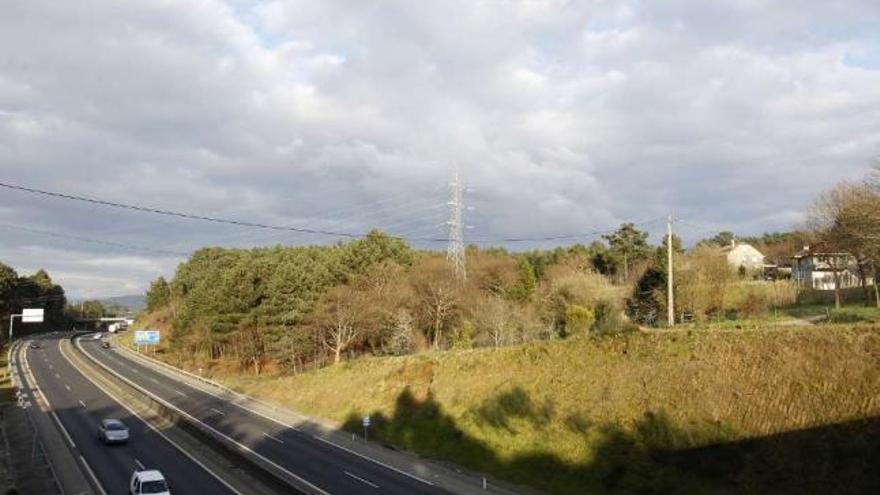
xmin=593 ymin=299 xmax=625 ymax=334
xmin=735 ymin=284 xmax=769 ymax=319
xmin=827 ymin=311 xmax=865 ymax=324
xmin=565 ymin=304 xmax=595 ymax=335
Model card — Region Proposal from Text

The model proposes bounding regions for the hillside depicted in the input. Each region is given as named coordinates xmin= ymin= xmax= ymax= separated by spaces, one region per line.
xmin=99 ymin=294 xmax=145 ymax=313
xmin=145 ymin=325 xmax=880 ymax=495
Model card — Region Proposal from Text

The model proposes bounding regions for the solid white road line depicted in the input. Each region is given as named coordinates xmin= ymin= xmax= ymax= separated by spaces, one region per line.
xmin=66 ymin=339 xmax=246 ymax=495
xmin=313 ymin=435 xmax=436 ymax=486
xmin=344 ymin=471 xmax=380 ymax=489
xmin=135 ymin=458 xmax=145 ymax=470
xmin=22 ymin=346 xmax=77 ymax=449
xmin=150 ymin=377 xmax=159 ymax=384
xmin=115 ymin=340 xmax=438 ymax=489
xmin=80 ymin=340 xmax=330 ymax=495
xmin=51 ymin=410 xmax=77 ymax=448
xmin=54 ymin=372 xmax=60 ymax=379
xmin=79 ymin=400 xmax=87 ymax=408
xmin=262 ymin=432 xmax=284 ymax=444
xmin=65 ymin=384 xmax=71 ymax=391
xmin=80 ymin=455 xmax=109 ymax=495
xmin=174 ymin=390 xmax=187 ymax=397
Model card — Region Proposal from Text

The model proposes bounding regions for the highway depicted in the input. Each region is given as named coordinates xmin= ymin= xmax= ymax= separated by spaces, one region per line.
xmin=20 ymin=334 xmax=239 ymax=495
xmin=79 ymin=336 xmax=452 ymax=495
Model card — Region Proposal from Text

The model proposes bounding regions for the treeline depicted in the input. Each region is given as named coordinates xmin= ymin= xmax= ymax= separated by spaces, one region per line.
xmin=141 ymin=225 xmax=812 ymax=373
xmin=144 ymin=169 xmax=880 ymax=374
xmin=0 ymin=262 xmax=68 ymax=339
xmin=146 ymin=229 xmax=667 ymax=374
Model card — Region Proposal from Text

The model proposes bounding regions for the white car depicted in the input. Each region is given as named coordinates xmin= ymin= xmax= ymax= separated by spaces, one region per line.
xmin=97 ymin=419 xmax=129 ymax=444
xmin=130 ymin=469 xmax=170 ymax=495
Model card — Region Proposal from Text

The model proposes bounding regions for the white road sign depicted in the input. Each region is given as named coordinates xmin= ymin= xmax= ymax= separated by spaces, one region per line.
xmin=22 ymin=308 xmax=44 ymax=323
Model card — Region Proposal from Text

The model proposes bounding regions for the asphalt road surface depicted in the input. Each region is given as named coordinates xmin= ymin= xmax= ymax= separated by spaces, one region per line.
xmin=80 ymin=336 xmax=452 ymax=495
xmin=23 ymin=334 xmax=238 ymax=495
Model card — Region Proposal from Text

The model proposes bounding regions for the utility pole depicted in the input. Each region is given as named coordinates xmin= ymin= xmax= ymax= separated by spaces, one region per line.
xmin=667 ymin=215 xmax=675 ymax=327
xmin=446 ymin=163 xmax=466 ymax=281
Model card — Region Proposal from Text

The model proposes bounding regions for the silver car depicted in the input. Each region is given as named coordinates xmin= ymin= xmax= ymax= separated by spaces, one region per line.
xmin=97 ymin=418 xmax=129 ymax=444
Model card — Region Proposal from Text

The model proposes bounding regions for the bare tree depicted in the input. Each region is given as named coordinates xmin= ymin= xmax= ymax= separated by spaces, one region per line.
xmin=411 ymin=257 xmax=459 ymax=350
xmin=236 ymin=325 xmax=265 ymax=375
xmin=316 ymin=285 xmax=362 ymax=365
xmin=808 ymin=182 xmax=880 ymax=308
xmin=476 ymin=295 xmax=514 ymax=347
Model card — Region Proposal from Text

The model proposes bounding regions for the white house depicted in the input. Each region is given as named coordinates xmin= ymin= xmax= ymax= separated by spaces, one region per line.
xmin=721 ymin=241 xmax=765 ymax=273
xmin=791 ymin=247 xmax=871 ymax=290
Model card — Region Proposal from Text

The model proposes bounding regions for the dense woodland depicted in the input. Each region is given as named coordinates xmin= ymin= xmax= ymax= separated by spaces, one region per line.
xmin=0 ymin=263 xmax=68 ymax=338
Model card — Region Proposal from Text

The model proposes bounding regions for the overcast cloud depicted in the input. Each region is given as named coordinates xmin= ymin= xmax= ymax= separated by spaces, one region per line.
xmin=1 ymin=0 xmax=879 ymax=298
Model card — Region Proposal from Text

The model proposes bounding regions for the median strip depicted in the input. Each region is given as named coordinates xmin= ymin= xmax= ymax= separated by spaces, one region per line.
xmin=71 ymin=336 xmax=329 ymax=495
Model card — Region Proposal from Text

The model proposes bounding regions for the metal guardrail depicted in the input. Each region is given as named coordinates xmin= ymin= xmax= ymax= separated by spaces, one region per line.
xmin=115 ymin=343 xmax=316 ymax=426
xmin=8 ymin=340 xmax=65 ymax=495
xmin=73 ymin=337 xmax=326 ymax=495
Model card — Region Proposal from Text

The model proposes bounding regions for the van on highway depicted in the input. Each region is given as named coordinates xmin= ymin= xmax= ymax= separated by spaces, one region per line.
xmin=130 ymin=469 xmax=170 ymax=495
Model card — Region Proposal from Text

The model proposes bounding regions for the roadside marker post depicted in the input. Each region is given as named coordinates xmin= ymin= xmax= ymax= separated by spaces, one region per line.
xmin=362 ymin=415 xmax=370 ymax=442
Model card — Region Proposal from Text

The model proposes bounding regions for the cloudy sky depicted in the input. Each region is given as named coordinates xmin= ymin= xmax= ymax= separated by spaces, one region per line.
xmin=1 ymin=1 xmax=879 ymax=298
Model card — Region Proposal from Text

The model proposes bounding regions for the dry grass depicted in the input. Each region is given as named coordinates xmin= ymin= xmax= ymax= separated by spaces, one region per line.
xmin=149 ymin=326 xmax=880 ymax=494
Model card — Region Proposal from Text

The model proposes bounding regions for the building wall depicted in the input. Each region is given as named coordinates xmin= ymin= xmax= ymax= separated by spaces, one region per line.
xmin=726 ymin=245 xmax=764 ymax=271
xmin=792 ymin=255 xmax=873 ymax=290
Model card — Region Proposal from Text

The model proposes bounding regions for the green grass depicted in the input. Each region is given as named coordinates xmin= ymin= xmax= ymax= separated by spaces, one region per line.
xmin=177 ymin=326 xmax=880 ymax=494
xmin=674 ymin=303 xmax=880 ymax=331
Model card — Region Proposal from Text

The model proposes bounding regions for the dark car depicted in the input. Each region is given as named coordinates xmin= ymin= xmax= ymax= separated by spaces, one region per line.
xmin=101 ymin=341 xmax=111 ymax=349
xmin=97 ymin=419 xmax=130 ymax=444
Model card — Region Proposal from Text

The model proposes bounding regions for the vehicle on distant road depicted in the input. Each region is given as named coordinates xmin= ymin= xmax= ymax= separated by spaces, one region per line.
xmin=101 ymin=341 xmax=111 ymax=349
xmin=110 ymin=321 xmax=130 ymax=333
xmin=130 ymin=469 xmax=170 ymax=495
xmin=97 ymin=418 xmax=129 ymax=444
xmin=29 ymin=342 xmax=41 ymax=349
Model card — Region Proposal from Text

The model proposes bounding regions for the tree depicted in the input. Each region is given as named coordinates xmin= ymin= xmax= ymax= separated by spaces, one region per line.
xmin=315 ymin=284 xmax=362 ymax=365
xmin=697 ymin=231 xmax=736 ymax=248
xmin=410 ymin=257 xmax=459 ymax=350
xmin=146 ymin=276 xmax=171 ymax=312
xmin=808 ymin=182 xmax=880 ymax=308
xmin=602 ymin=223 xmax=653 ymax=282
xmin=626 ymin=266 xmax=665 ymax=326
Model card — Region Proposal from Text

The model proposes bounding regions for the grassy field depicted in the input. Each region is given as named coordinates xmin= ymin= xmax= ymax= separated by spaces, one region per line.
xmin=674 ymin=303 xmax=880 ymax=331
xmin=143 ymin=325 xmax=880 ymax=494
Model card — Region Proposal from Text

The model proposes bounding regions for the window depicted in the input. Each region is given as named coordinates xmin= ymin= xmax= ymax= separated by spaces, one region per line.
xmin=141 ymin=480 xmax=168 ymax=494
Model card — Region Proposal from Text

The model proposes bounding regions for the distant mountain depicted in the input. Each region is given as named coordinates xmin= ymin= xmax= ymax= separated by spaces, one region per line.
xmin=99 ymin=294 xmax=145 ymax=313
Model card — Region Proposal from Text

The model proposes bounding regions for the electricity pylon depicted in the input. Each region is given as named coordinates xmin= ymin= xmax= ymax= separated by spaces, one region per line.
xmin=446 ymin=163 xmax=466 ymax=281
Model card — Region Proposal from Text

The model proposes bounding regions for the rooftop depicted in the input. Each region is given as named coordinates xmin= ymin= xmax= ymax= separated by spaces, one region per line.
xmin=136 ymin=470 xmax=166 ymax=482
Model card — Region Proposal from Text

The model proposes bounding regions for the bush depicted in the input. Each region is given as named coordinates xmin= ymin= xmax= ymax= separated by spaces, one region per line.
xmin=734 ymin=284 xmax=769 ymax=319
xmin=565 ymin=304 xmax=595 ymax=335
xmin=593 ymin=299 xmax=625 ymax=334
xmin=827 ymin=308 xmax=879 ymax=324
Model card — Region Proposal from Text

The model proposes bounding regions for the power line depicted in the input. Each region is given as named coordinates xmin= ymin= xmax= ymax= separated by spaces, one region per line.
xmin=0 ymin=181 xmax=369 ymax=239
xmin=0 ymin=180 xmax=671 ymax=245
xmin=0 ymin=223 xmax=189 ymax=257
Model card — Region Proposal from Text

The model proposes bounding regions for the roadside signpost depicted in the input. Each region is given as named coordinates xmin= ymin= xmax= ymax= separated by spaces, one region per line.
xmin=134 ymin=330 xmax=160 ymax=353
xmin=362 ymin=415 xmax=371 ymax=441
xmin=8 ymin=308 xmax=44 ymax=341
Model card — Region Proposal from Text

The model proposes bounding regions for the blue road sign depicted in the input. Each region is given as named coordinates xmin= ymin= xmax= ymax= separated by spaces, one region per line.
xmin=134 ymin=330 xmax=160 ymax=345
